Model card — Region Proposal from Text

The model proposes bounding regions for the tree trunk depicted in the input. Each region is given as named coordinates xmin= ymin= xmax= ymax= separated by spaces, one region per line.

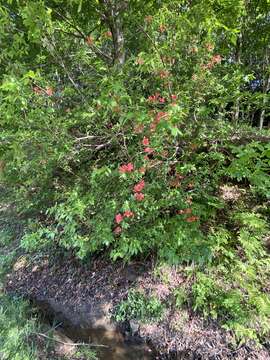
xmin=259 ymin=75 xmax=270 ymax=130
xmin=99 ymin=0 xmax=126 ymax=66
xmin=233 ymin=34 xmax=242 ymax=122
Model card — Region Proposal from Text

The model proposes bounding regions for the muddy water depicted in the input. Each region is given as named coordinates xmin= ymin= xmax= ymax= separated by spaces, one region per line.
xmin=63 ymin=325 xmax=155 ymax=360
xmin=34 ymin=298 xmax=155 ymax=360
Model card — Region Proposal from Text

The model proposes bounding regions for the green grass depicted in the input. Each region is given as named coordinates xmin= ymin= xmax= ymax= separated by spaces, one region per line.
xmin=0 ymin=199 xmax=97 ymax=360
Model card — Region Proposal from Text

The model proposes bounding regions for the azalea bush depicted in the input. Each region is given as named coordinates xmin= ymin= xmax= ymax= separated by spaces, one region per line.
xmin=0 ymin=0 xmax=270 ymax=345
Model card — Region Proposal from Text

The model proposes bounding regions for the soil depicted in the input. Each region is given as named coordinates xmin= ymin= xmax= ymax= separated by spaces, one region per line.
xmin=5 ymin=253 xmax=270 ymax=360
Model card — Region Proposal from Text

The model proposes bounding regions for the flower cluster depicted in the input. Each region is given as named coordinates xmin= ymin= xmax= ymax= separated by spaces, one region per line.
xmin=148 ymin=93 xmax=166 ymax=104
xmin=114 ymin=210 xmax=135 ymax=234
xmin=201 ymin=54 xmax=222 ymax=70
xmin=119 ymin=163 xmax=134 ymax=173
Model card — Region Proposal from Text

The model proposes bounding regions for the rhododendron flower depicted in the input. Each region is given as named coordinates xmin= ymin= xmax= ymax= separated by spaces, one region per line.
xmin=171 ymin=94 xmax=177 ymax=100
xmin=144 ymin=147 xmax=154 ymax=154
xmin=142 ymin=137 xmax=150 ymax=146
xmin=45 ymin=87 xmax=53 ymax=96
xmin=113 ymin=226 xmax=122 ymax=235
xmin=104 ymin=31 xmax=112 ymax=37
xmin=186 ymin=216 xmax=199 ymax=222
xmin=212 ymin=54 xmax=222 ymax=64
xmin=148 ymin=95 xmax=157 ymax=102
xmin=115 ymin=213 xmax=123 ymax=224
xmin=119 ymin=163 xmax=134 ymax=173
xmin=177 ymin=208 xmax=192 ymax=215
xmin=124 ymin=210 xmax=134 ymax=218
xmin=156 ymin=111 xmax=168 ymax=122
xmin=86 ymin=35 xmax=94 ymax=45
xmin=133 ymin=180 xmax=145 ymax=193
xmin=135 ymin=192 xmax=144 ymax=201
xmin=159 ymin=97 xmax=166 ymax=103
xmin=33 ymin=86 xmax=42 ymax=95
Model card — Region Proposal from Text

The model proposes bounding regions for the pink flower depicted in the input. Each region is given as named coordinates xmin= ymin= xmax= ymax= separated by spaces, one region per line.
xmin=124 ymin=210 xmax=134 ymax=218
xmin=142 ymin=137 xmax=150 ymax=146
xmin=171 ymin=94 xmax=177 ymax=100
xmin=119 ymin=163 xmax=134 ymax=173
xmin=45 ymin=87 xmax=53 ymax=96
xmin=144 ymin=147 xmax=154 ymax=154
xmin=135 ymin=192 xmax=144 ymax=201
xmin=115 ymin=213 xmax=123 ymax=224
xmin=113 ymin=226 xmax=122 ymax=235
xmin=212 ymin=54 xmax=222 ymax=64
xmin=159 ymin=97 xmax=166 ymax=103
xmin=104 ymin=31 xmax=112 ymax=37
xmin=133 ymin=180 xmax=145 ymax=193
xmin=148 ymin=95 xmax=156 ymax=102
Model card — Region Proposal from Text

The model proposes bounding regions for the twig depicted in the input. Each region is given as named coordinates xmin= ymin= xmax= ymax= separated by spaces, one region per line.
xmin=35 ymin=332 xmax=108 ymax=348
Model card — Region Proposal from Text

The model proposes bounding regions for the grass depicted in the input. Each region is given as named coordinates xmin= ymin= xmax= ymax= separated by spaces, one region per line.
xmin=0 ymin=196 xmax=97 ymax=360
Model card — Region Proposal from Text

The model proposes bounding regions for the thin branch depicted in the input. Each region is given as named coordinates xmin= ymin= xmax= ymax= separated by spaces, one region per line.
xmin=54 ymin=9 xmax=112 ymax=62
xmin=35 ymin=332 xmax=108 ymax=348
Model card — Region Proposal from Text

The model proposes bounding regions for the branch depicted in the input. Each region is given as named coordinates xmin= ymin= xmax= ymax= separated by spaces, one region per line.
xmin=54 ymin=9 xmax=112 ymax=63
xmin=35 ymin=332 xmax=108 ymax=348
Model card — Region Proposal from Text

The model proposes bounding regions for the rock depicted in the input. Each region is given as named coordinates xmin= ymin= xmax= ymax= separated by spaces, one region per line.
xmin=129 ymin=320 xmax=140 ymax=335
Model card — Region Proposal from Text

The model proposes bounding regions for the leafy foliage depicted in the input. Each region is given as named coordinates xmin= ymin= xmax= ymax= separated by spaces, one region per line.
xmin=114 ymin=290 xmax=164 ymax=322
xmin=0 ymin=0 xmax=269 ymax=346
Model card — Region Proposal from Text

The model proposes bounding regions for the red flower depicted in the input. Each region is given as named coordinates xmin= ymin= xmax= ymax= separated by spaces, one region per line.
xmin=186 ymin=216 xmax=199 ymax=223
xmin=144 ymin=147 xmax=154 ymax=154
xmin=142 ymin=137 xmax=150 ymax=146
xmin=133 ymin=180 xmax=145 ymax=193
xmin=119 ymin=163 xmax=134 ymax=173
xmin=212 ymin=54 xmax=222 ymax=64
xmin=148 ymin=95 xmax=156 ymax=102
xmin=33 ymin=86 xmax=42 ymax=95
xmin=115 ymin=213 xmax=123 ymax=224
xmin=104 ymin=31 xmax=112 ymax=37
xmin=45 ymin=87 xmax=53 ymax=96
xmin=135 ymin=192 xmax=144 ymax=201
xmin=171 ymin=94 xmax=177 ymax=100
xmin=113 ymin=226 xmax=122 ymax=235
xmin=124 ymin=210 xmax=134 ymax=218
xmin=159 ymin=97 xmax=166 ymax=103
xmin=177 ymin=208 xmax=192 ymax=215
